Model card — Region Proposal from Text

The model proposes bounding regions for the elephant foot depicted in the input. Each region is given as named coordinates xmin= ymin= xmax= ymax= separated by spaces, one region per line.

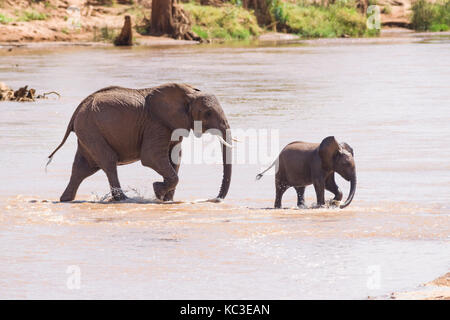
xmin=163 ymin=190 xmax=175 ymax=202
xmin=111 ymin=188 xmax=128 ymax=202
xmin=333 ymin=191 xmax=343 ymax=202
xmin=153 ymin=182 xmax=167 ymax=201
xmin=60 ymin=191 xmax=75 ymax=202
xmin=329 ymin=200 xmax=341 ymax=207
xmin=297 ymin=203 xmax=307 ymax=209
xmin=113 ymin=194 xmax=128 ymax=202
xmin=60 ymin=195 xmax=74 ymax=202
xmin=313 ymin=203 xmax=326 ymax=209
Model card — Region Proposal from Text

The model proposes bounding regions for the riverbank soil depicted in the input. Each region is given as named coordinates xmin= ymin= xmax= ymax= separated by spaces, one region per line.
xmin=390 ymin=273 xmax=450 ymax=299
xmin=379 ymin=0 xmax=413 ymax=28
xmin=0 ymin=0 xmax=417 ymax=43
xmin=0 ymin=0 xmax=190 ymax=43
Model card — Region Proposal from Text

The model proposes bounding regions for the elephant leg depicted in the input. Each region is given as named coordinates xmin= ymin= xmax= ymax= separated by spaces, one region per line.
xmin=140 ymin=124 xmax=179 ymax=201
xmin=141 ymin=149 xmax=178 ymax=201
xmin=163 ymin=143 xmax=182 ymax=202
xmin=60 ymin=145 xmax=99 ymax=202
xmin=294 ymin=186 xmax=306 ymax=208
xmin=77 ymin=132 xmax=127 ymax=201
xmin=325 ymin=173 xmax=343 ymax=201
xmin=152 ymin=168 xmax=178 ymax=201
xmin=313 ymin=178 xmax=326 ymax=207
xmin=274 ymin=179 xmax=288 ymax=209
xmin=104 ymin=166 xmax=128 ymax=201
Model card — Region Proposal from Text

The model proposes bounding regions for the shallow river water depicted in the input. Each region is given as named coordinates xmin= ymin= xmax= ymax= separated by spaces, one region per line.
xmin=0 ymin=36 xmax=449 ymax=299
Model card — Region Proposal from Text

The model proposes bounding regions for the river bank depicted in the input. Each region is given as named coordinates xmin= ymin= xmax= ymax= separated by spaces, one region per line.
xmin=1 ymin=0 xmax=447 ymax=45
xmin=1 ymin=28 xmax=449 ymax=50
xmin=389 ymin=273 xmax=450 ymax=300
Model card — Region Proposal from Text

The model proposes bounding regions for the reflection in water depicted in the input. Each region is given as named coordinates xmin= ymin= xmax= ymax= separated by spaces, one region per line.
xmin=0 ymin=36 xmax=449 ymax=298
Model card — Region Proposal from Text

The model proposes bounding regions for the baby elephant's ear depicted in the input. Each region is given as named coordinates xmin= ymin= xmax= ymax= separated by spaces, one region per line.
xmin=319 ymin=136 xmax=341 ymax=171
xmin=340 ymin=142 xmax=354 ymax=156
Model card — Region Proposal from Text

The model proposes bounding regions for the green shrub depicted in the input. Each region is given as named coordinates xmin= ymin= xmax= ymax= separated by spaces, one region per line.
xmin=270 ymin=0 xmax=288 ymax=25
xmin=183 ymin=2 xmax=261 ymax=40
xmin=411 ymin=0 xmax=450 ymax=31
xmin=93 ymin=26 xmax=118 ymax=42
xmin=0 ymin=13 xmax=12 ymax=24
xmin=280 ymin=3 xmax=369 ymax=38
xmin=430 ymin=22 xmax=449 ymax=31
xmin=382 ymin=4 xmax=392 ymax=14
xmin=18 ymin=10 xmax=48 ymax=21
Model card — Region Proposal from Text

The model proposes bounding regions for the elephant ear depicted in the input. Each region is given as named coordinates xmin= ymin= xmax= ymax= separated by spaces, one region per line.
xmin=145 ymin=84 xmax=195 ymax=132
xmin=340 ymin=142 xmax=354 ymax=156
xmin=319 ymin=136 xmax=341 ymax=171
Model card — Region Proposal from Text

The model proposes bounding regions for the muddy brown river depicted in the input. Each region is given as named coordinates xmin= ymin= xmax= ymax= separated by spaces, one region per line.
xmin=0 ymin=36 xmax=449 ymax=299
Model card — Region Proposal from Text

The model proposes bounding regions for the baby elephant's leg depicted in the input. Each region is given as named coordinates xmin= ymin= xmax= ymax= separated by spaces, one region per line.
xmin=274 ymin=179 xmax=288 ymax=209
xmin=325 ymin=173 xmax=343 ymax=201
xmin=313 ymin=179 xmax=326 ymax=207
xmin=294 ymin=186 xmax=306 ymax=208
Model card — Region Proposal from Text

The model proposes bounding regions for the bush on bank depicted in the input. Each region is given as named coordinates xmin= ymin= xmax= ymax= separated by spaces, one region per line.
xmin=183 ymin=2 xmax=262 ymax=40
xmin=183 ymin=1 xmax=372 ymax=40
xmin=411 ymin=0 xmax=450 ymax=31
xmin=273 ymin=1 xmax=373 ymax=38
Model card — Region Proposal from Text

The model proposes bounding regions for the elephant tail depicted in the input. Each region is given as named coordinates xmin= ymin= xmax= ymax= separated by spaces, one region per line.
xmin=256 ymin=159 xmax=277 ymax=181
xmin=46 ymin=112 xmax=76 ymax=171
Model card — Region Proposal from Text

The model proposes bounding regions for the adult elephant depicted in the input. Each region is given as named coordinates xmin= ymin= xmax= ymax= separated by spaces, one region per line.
xmin=48 ymin=83 xmax=232 ymax=202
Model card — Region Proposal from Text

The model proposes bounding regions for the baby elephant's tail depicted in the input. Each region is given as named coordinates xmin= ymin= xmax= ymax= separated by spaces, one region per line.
xmin=255 ymin=159 xmax=277 ymax=180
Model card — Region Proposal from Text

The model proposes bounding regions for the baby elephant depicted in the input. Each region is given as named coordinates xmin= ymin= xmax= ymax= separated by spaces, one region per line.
xmin=256 ymin=136 xmax=356 ymax=209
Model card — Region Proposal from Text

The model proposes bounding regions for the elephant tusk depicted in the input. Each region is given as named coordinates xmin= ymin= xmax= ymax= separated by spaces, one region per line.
xmin=217 ymin=135 xmax=233 ymax=148
xmin=232 ymin=137 xmax=241 ymax=143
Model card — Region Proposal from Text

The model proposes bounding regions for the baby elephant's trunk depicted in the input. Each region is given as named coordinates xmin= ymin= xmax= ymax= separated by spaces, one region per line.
xmin=340 ymin=175 xmax=356 ymax=209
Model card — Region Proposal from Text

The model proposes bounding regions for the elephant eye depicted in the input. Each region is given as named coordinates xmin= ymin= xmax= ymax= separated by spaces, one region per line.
xmin=205 ymin=110 xmax=212 ymax=117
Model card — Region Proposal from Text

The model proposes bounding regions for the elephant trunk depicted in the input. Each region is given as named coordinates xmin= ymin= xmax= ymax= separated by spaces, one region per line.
xmin=217 ymin=127 xmax=232 ymax=199
xmin=340 ymin=174 xmax=356 ymax=209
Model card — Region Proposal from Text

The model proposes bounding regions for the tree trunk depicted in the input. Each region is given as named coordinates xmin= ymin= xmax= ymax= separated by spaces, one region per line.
xmin=242 ymin=0 xmax=272 ymax=26
xmin=114 ymin=15 xmax=133 ymax=46
xmin=151 ymin=0 xmax=174 ymax=35
xmin=150 ymin=0 xmax=201 ymax=41
xmin=357 ymin=0 xmax=369 ymax=14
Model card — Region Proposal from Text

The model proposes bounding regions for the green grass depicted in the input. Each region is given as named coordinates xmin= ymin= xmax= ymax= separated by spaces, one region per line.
xmin=93 ymin=26 xmax=118 ymax=42
xmin=0 ymin=13 xmax=12 ymax=24
xmin=278 ymin=2 xmax=372 ymax=38
xmin=411 ymin=0 xmax=450 ymax=31
xmin=17 ymin=10 xmax=48 ymax=21
xmin=44 ymin=1 xmax=57 ymax=9
xmin=382 ymin=4 xmax=392 ymax=15
xmin=183 ymin=2 xmax=261 ymax=40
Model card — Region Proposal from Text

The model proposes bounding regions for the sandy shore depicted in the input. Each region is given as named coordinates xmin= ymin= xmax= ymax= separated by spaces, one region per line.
xmin=388 ymin=273 xmax=450 ymax=300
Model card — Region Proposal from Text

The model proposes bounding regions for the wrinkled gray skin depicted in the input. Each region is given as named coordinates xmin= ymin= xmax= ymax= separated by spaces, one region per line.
xmin=48 ymin=83 xmax=232 ymax=202
xmin=256 ymin=136 xmax=356 ymax=209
